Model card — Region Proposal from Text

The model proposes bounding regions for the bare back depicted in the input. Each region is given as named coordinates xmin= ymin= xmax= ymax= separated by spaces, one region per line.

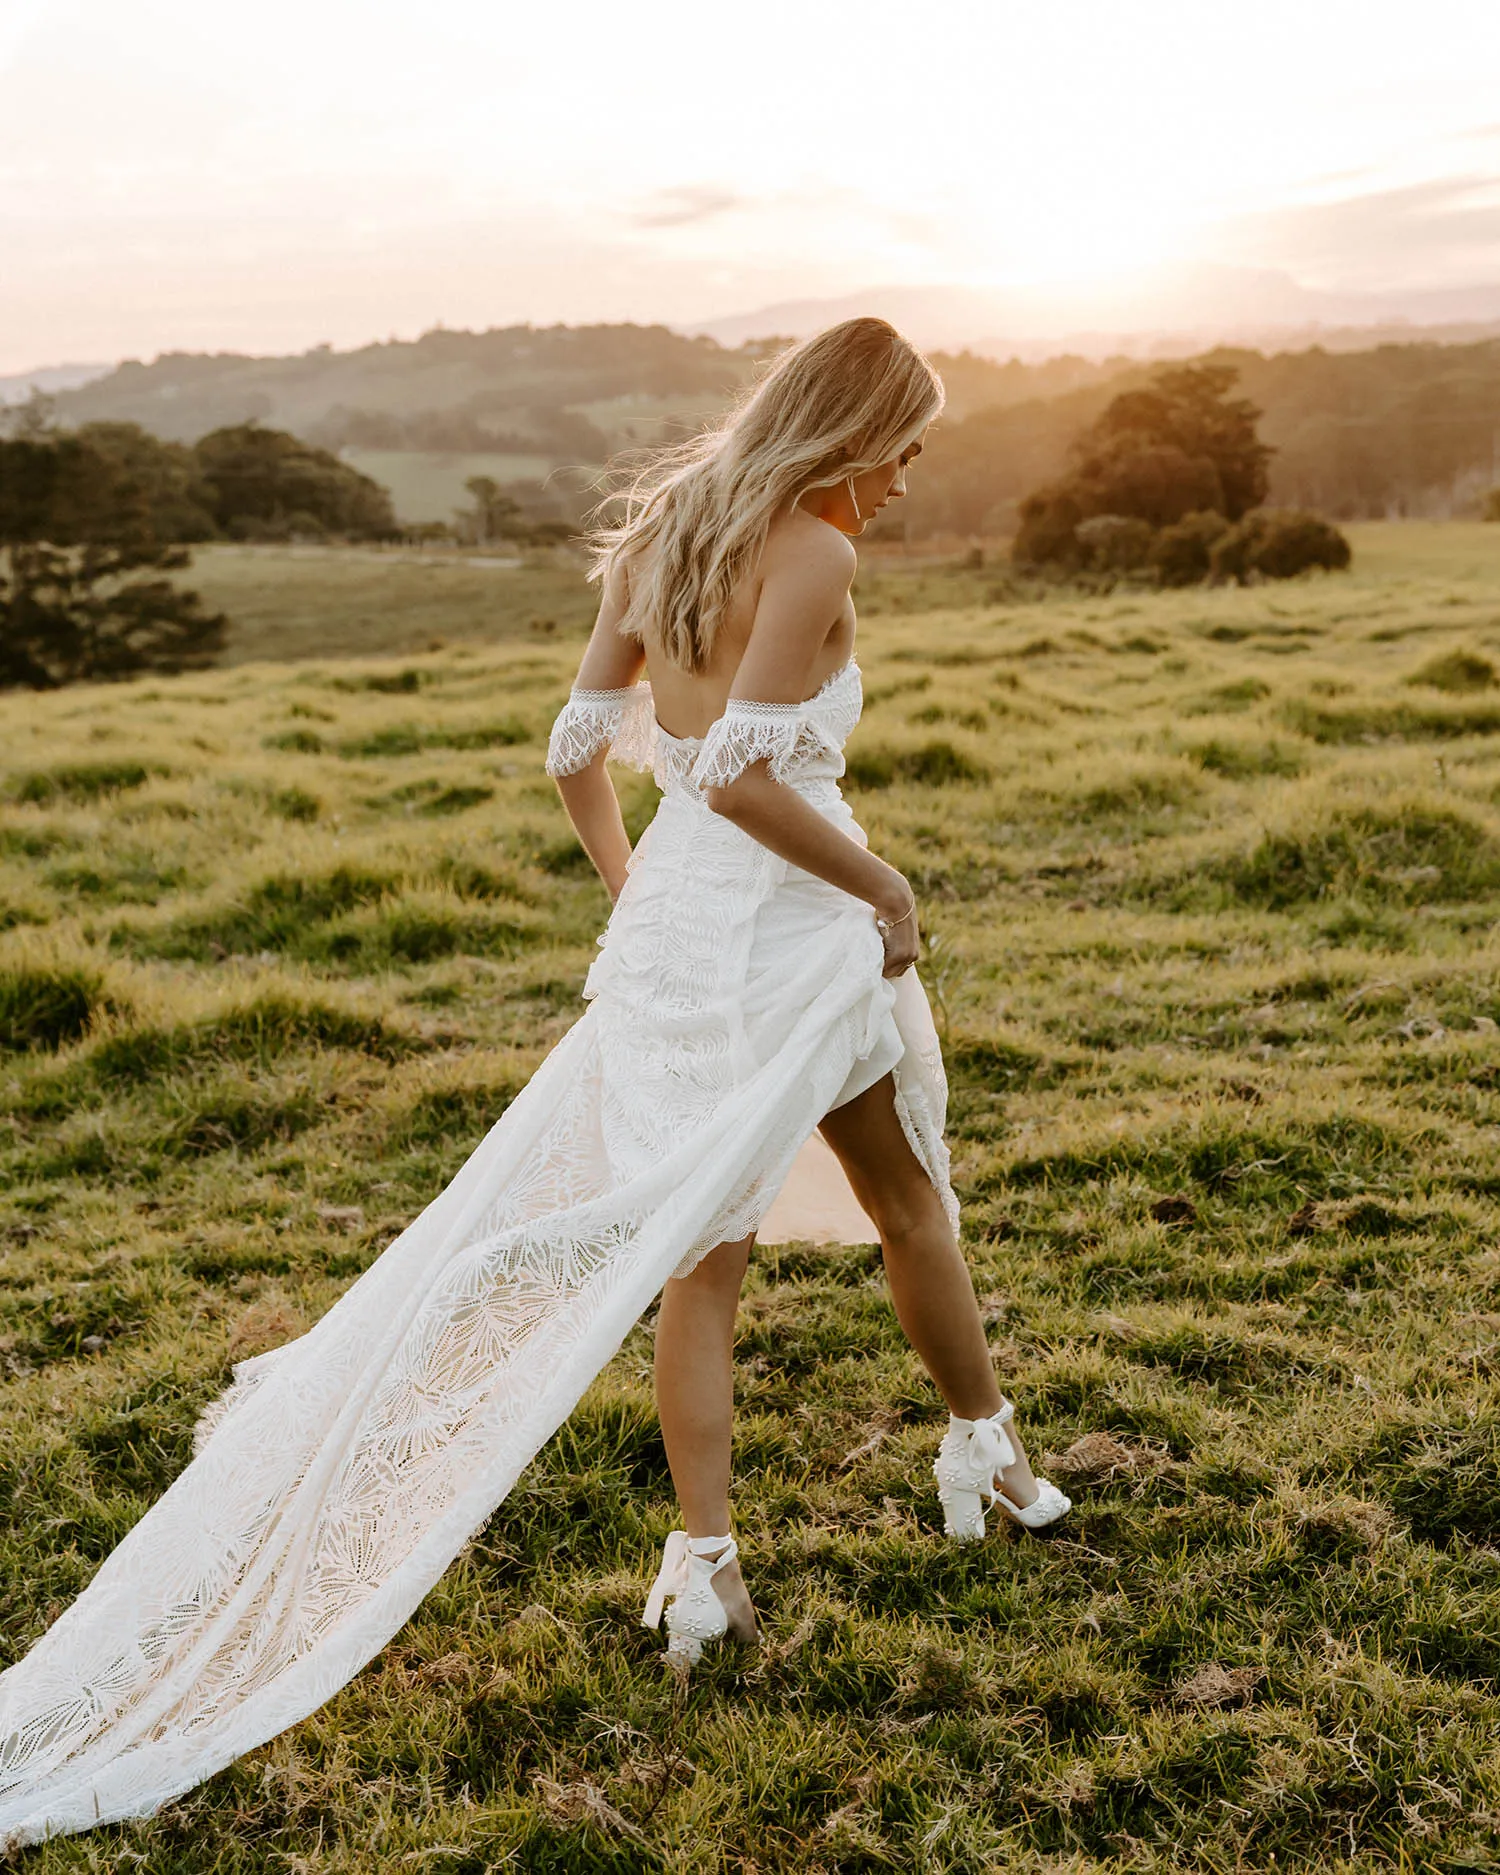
xmin=631 ymin=508 xmax=858 ymax=739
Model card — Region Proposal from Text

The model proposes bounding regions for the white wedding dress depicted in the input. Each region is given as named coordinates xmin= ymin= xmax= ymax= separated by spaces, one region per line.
xmin=0 ymin=655 xmax=958 ymax=1850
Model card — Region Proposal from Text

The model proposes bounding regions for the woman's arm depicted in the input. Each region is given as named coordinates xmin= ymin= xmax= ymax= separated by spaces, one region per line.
xmin=548 ymin=564 xmax=646 ymax=903
xmin=702 ymin=527 xmax=919 ymax=975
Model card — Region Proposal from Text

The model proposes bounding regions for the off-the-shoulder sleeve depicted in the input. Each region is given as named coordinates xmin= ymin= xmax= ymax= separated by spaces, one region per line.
xmin=544 ymin=683 xmax=656 ymax=777
xmin=688 ymin=699 xmax=823 ymax=791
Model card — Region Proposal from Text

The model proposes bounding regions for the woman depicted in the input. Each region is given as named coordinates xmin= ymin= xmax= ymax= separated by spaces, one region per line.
xmin=0 ymin=318 xmax=1066 ymax=1851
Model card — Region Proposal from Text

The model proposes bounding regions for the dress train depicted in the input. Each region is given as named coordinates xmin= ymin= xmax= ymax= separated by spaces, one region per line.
xmin=0 ymin=658 xmax=957 ymax=1847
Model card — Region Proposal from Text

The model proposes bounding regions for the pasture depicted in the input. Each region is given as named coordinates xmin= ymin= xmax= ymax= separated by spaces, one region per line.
xmin=335 ymin=452 xmax=559 ymax=527
xmin=188 ymin=544 xmax=600 ymax=667
xmin=2 ymin=523 xmax=1500 ymax=1871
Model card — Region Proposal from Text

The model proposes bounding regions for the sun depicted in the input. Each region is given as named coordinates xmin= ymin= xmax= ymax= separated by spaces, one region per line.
xmin=957 ymin=181 xmax=1203 ymax=294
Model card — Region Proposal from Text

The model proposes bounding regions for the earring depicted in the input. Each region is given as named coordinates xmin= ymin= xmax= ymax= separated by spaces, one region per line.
xmin=846 ymin=474 xmax=862 ymax=521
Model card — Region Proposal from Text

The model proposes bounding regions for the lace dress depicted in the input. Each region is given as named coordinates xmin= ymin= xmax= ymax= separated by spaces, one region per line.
xmin=0 ymin=656 xmax=958 ymax=1850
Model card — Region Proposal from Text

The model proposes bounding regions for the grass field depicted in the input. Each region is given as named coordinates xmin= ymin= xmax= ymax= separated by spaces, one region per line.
xmin=336 ymin=452 xmax=560 ymax=527
xmin=189 ymin=544 xmax=601 ymax=667
xmin=3 ymin=523 xmax=1500 ymax=1871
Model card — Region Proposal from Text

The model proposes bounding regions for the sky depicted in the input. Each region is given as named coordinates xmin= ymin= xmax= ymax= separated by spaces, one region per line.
xmin=3 ymin=0 xmax=1500 ymax=372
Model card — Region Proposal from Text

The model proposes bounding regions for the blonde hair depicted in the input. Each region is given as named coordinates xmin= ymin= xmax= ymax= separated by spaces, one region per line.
xmin=587 ymin=317 xmax=944 ymax=672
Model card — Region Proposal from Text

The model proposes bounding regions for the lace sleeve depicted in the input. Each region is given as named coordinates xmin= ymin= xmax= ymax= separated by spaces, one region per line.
xmin=544 ymin=684 xmax=656 ymax=778
xmin=689 ymin=700 xmax=818 ymax=791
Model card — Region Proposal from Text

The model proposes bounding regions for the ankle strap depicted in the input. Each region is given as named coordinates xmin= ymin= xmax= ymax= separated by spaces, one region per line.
xmin=642 ymin=1531 xmax=737 ymax=1629
xmin=949 ymin=1399 xmax=1014 ymax=1433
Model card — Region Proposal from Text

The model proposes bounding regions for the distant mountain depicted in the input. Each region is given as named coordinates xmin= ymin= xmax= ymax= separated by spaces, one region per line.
xmin=688 ymin=263 xmax=1500 ymax=357
xmin=49 ymin=324 xmax=758 ymax=449
xmin=0 ymin=361 xmax=113 ymax=405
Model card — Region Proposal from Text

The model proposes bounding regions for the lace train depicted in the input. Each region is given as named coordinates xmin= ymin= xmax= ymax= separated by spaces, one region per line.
xmin=0 ymin=655 xmax=958 ymax=1849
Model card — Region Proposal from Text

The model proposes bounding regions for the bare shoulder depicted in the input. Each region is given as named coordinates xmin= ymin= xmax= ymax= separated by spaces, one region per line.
xmin=731 ymin=510 xmax=856 ymax=699
xmin=761 ymin=507 xmax=857 ymax=594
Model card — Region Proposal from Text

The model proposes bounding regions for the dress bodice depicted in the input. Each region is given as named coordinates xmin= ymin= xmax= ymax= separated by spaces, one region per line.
xmin=545 ymin=659 xmax=864 ymax=800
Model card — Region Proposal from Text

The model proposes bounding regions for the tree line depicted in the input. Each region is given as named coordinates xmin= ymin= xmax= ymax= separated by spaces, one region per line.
xmin=0 ymin=413 xmax=395 ymax=686
xmin=886 ymin=338 xmax=1500 ymax=540
xmin=53 ymin=418 xmax=395 ymax=543
xmin=53 ymin=325 xmax=1500 ymax=529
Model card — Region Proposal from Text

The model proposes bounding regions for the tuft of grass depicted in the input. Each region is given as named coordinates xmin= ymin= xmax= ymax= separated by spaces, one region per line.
xmin=1284 ymin=696 xmax=1500 ymax=742
xmin=1216 ymin=802 xmax=1500 ymax=908
xmin=0 ymin=963 xmax=106 ymax=1051
xmin=7 ymin=759 xmax=161 ymax=804
xmin=1406 ymin=648 xmax=1497 ymax=693
xmin=845 ymin=739 xmax=991 ymax=789
xmin=337 ymin=717 xmax=530 ymax=759
xmin=1080 ymin=766 xmax=1200 ymax=817
xmin=262 ymin=728 xmax=325 ymax=754
xmin=1186 ymin=738 xmax=1304 ymax=780
xmin=1182 ymin=677 xmax=1271 ymax=714
xmin=418 ymin=784 xmax=495 ymax=816
xmin=266 ymin=785 xmax=321 ymax=821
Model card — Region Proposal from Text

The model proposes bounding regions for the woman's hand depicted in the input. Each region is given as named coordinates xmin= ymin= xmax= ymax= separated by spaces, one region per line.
xmin=874 ymin=881 xmax=919 ymax=978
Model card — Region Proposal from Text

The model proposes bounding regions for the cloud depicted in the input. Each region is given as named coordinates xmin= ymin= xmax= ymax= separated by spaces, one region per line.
xmin=0 ymin=0 xmax=48 ymax=74
xmin=1216 ymin=174 xmax=1500 ymax=292
xmin=631 ymin=185 xmax=745 ymax=230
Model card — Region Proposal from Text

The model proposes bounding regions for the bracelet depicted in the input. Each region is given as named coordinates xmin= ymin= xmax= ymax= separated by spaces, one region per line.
xmin=876 ymin=898 xmax=917 ymax=935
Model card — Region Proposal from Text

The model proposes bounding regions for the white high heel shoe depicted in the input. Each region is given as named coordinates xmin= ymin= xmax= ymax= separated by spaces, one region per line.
xmin=933 ymin=1398 xmax=1072 ymax=1541
xmin=641 ymin=1531 xmax=742 ymax=1668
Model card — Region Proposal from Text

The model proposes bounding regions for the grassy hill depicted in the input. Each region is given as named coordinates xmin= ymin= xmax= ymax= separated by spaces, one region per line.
xmin=52 ymin=325 xmax=1500 ymax=537
xmin=52 ymin=329 xmax=1096 ymax=455
xmin=3 ymin=526 xmax=1500 ymax=1869
xmin=51 ymin=326 xmax=753 ymax=449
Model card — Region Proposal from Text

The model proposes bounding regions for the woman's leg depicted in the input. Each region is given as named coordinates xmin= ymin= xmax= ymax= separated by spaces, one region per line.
xmin=818 ymin=1072 xmax=1041 ymax=1507
xmin=653 ymin=1233 xmax=758 ymax=1636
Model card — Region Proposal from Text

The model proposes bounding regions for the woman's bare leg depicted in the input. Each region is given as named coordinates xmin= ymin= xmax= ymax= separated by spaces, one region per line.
xmin=818 ymin=1072 xmax=1040 ymax=1507
xmin=653 ymin=1233 xmax=758 ymax=1637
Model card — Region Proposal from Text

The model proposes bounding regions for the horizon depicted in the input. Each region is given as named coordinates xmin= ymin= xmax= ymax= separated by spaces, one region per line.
xmin=3 ymin=0 xmax=1500 ymax=376
xmin=13 ymin=270 xmax=1500 ymax=389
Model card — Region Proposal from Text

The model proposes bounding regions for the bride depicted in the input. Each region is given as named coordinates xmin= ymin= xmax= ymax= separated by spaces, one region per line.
xmin=0 ymin=316 xmax=1068 ymax=1850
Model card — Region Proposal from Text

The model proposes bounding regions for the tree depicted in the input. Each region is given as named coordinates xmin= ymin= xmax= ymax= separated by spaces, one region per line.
xmin=75 ymin=422 xmax=218 ymax=541
xmin=194 ymin=425 xmax=395 ymax=539
xmin=458 ymin=476 xmax=577 ymax=547
xmin=462 ymin=476 xmax=526 ymax=545
xmin=1071 ymin=441 xmax=1225 ymax=529
xmin=1150 ymin=511 xmax=1230 ymax=587
xmin=1014 ymin=363 xmax=1275 ymax=570
xmin=1075 ymin=513 xmax=1155 ymax=572
xmin=1210 ymin=510 xmax=1352 ymax=584
xmin=1080 ymin=365 xmax=1272 ymax=521
xmin=1011 ymin=485 xmax=1087 ymax=570
xmin=0 ymin=433 xmax=226 ymax=688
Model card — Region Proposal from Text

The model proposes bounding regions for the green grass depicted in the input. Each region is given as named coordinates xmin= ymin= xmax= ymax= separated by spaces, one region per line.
xmin=187 ymin=543 xmax=599 ymax=665
xmin=5 ymin=522 xmax=1500 ymax=1869
xmin=337 ymin=449 xmax=558 ymax=524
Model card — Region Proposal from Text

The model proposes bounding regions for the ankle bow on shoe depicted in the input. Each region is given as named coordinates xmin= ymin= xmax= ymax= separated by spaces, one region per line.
xmin=933 ymin=1399 xmax=1071 ymax=1541
xmin=642 ymin=1531 xmax=738 ymax=1668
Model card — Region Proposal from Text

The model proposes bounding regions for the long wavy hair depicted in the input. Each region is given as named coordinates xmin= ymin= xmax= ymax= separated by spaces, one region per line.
xmin=587 ymin=317 xmax=944 ymax=672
